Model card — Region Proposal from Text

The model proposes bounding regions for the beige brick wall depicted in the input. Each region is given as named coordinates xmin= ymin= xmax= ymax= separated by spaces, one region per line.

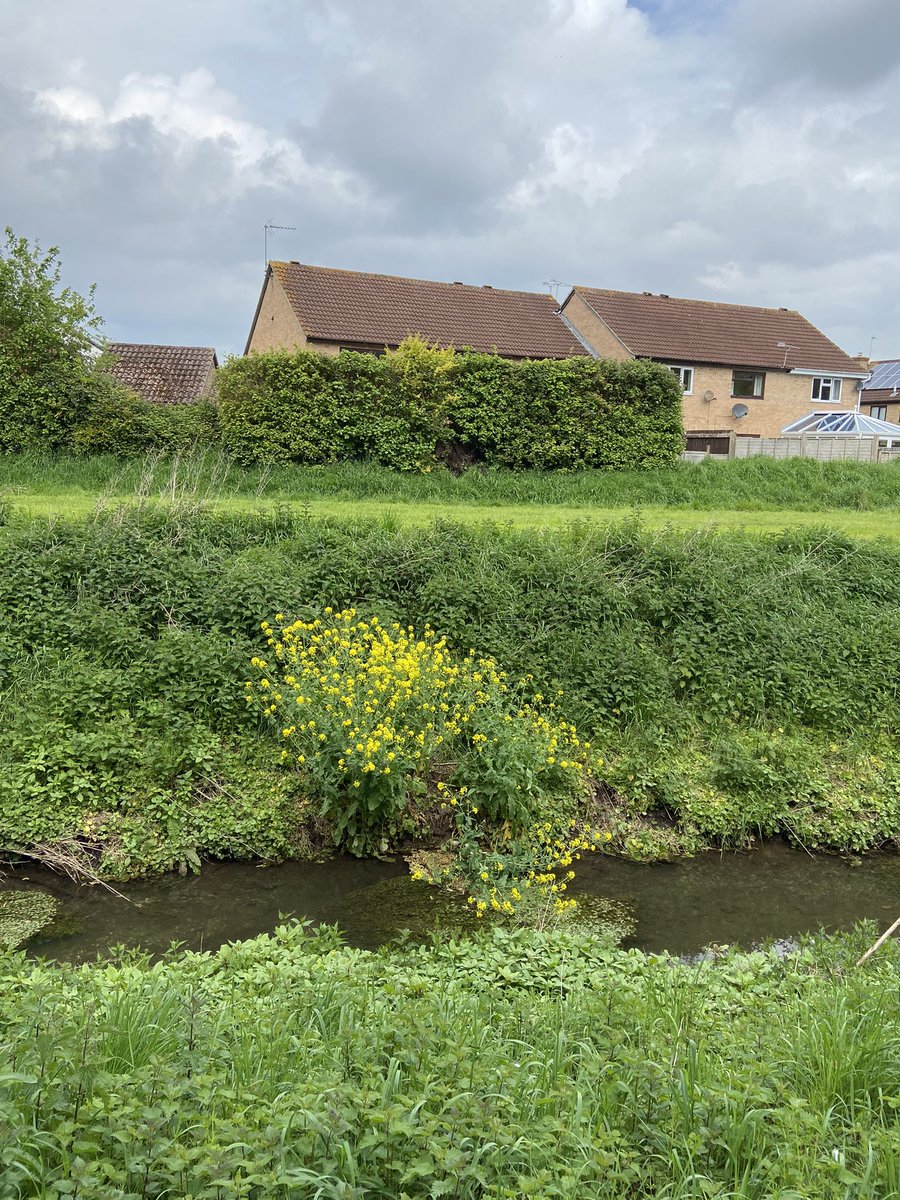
xmin=680 ymin=366 xmax=858 ymax=438
xmin=561 ymin=293 xmax=632 ymax=361
xmin=246 ymin=273 xmax=308 ymax=353
xmin=860 ymin=399 xmax=900 ymax=424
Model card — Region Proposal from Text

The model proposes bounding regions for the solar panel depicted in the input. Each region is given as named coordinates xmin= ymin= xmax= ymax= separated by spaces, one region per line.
xmin=864 ymin=360 xmax=900 ymax=392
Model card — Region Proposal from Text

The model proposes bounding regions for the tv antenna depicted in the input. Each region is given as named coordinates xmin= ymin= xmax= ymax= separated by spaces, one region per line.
xmin=264 ymin=220 xmax=296 ymax=266
xmin=776 ymin=341 xmax=796 ymax=369
xmin=868 ymin=335 xmax=878 ymax=360
xmin=543 ymin=278 xmax=563 ymax=303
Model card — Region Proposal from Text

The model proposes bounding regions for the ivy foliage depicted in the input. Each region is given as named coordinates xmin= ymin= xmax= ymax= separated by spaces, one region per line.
xmin=218 ymin=338 xmax=685 ymax=470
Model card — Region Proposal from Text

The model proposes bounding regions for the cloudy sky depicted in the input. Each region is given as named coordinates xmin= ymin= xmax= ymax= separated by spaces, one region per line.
xmin=3 ymin=0 xmax=899 ymax=358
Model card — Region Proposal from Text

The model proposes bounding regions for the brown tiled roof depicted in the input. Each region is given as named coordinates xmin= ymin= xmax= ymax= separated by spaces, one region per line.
xmin=859 ymin=390 xmax=898 ymax=406
xmin=568 ymin=287 xmax=860 ymax=374
xmin=106 ymin=343 xmax=218 ymax=404
xmin=268 ymin=262 xmax=587 ymax=359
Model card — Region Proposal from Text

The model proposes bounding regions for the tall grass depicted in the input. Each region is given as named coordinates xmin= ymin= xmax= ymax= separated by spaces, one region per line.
xmin=0 ymin=924 xmax=898 ymax=1197
xmin=2 ymin=449 xmax=900 ymax=511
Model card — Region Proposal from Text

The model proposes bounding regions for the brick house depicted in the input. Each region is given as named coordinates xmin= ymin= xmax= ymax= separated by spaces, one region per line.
xmin=106 ymin=343 xmax=218 ymax=404
xmin=858 ymin=360 xmax=900 ymax=425
xmin=244 ymin=261 xmax=588 ymax=360
xmin=560 ymin=287 xmax=867 ymax=441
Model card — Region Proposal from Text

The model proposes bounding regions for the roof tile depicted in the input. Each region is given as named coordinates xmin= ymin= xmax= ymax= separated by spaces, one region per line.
xmin=269 ymin=262 xmax=587 ymax=359
xmin=106 ymin=343 xmax=218 ymax=404
xmin=570 ymin=288 xmax=860 ymax=374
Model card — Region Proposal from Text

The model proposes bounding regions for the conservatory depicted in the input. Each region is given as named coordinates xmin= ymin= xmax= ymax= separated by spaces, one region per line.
xmin=781 ymin=410 xmax=900 ymax=447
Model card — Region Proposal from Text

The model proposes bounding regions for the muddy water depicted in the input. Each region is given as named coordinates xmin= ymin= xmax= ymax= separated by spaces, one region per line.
xmin=4 ymin=841 xmax=898 ymax=963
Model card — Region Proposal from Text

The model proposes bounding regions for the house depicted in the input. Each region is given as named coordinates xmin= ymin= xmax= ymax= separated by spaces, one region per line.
xmin=560 ymin=287 xmax=868 ymax=441
xmin=105 ymin=343 xmax=218 ymax=404
xmin=858 ymin=360 xmax=900 ymax=425
xmin=244 ymin=261 xmax=588 ymax=360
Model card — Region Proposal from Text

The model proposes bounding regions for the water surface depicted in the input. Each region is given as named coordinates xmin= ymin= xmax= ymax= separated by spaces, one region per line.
xmin=4 ymin=841 xmax=898 ymax=963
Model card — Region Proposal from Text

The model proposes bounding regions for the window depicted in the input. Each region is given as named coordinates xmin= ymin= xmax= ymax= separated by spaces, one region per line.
xmin=870 ymin=405 xmax=888 ymax=421
xmin=811 ymin=377 xmax=842 ymax=403
xmin=732 ymin=370 xmax=764 ymax=398
xmin=667 ymin=365 xmax=693 ymax=393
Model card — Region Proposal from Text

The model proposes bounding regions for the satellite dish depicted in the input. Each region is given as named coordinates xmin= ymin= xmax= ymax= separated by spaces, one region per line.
xmin=731 ymin=402 xmax=749 ymax=419
xmin=703 ymin=389 xmax=716 ymax=403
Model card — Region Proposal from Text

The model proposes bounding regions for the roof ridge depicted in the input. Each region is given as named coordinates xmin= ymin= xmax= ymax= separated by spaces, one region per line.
xmin=273 ymin=260 xmax=556 ymax=302
xmin=108 ymin=341 xmax=217 ymax=353
xmin=575 ymin=285 xmax=800 ymax=318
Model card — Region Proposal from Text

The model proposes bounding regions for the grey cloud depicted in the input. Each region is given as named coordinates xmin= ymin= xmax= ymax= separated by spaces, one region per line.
xmin=2 ymin=0 xmax=900 ymax=356
xmin=732 ymin=0 xmax=900 ymax=90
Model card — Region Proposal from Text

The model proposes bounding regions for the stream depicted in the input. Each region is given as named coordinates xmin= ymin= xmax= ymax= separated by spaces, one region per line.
xmin=4 ymin=840 xmax=898 ymax=962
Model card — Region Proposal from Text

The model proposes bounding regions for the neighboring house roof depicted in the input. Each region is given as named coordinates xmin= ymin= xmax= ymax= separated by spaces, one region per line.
xmin=105 ymin=343 xmax=218 ymax=404
xmin=262 ymin=261 xmax=588 ymax=358
xmin=782 ymin=410 xmax=900 ymax=437
xmin=565 ymin=287 xmax=861 ymax=374
xmin=860 ymin=360 xmax=900 ymax=403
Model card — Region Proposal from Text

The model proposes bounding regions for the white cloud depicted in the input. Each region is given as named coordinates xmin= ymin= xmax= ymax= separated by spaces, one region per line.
xmin=34 ymin=68 xmax=360 ymax=198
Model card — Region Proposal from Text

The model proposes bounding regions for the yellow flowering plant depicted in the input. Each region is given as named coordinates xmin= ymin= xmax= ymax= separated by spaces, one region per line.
xmin=447 ymin=803 xmax=612 ymax=930
xmin=247 ymin=609 xmax=598 ymax=854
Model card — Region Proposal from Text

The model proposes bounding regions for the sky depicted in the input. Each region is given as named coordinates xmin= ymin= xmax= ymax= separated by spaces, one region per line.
xmin=2 ymin=0 xmax=900 ymax=359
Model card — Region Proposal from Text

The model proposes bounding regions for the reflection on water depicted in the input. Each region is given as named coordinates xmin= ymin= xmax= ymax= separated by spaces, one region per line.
xmin=3 ymin=840 xmax=898 ymax=963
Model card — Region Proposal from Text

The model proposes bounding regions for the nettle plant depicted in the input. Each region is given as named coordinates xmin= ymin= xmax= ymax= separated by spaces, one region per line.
xmin=247 ymin=609 xmax=594 ymax=853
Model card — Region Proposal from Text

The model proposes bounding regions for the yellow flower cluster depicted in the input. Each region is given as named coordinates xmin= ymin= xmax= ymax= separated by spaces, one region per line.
xmin=246 ymin=608 xmax=511 ymax=800
xmin=466 ymin=819 xmax=612 ymax=926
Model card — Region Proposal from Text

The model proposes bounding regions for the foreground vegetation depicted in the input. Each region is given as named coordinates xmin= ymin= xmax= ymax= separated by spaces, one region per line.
xmin=1 ymin=924 xmax=898 ymax=1198
xmin=0 ymin=505 xmax=897 ymax=876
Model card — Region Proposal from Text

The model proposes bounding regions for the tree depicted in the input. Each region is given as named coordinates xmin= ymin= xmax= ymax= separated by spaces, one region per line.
xmin=0 ymin=228 xmax=103 ymax=450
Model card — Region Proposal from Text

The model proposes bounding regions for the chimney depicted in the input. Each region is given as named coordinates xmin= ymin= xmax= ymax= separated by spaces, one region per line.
xmin=852 ymin=355 xmax=870 ymax=372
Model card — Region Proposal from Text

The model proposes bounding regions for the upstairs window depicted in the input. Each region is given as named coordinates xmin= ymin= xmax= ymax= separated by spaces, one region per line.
xmin=732 ymin=370 xmax=764 ymax=398
xmin=811 ymin=377 xmax=842 ymax=403
xmin=667 ymin=365 xmax=694 ymax=394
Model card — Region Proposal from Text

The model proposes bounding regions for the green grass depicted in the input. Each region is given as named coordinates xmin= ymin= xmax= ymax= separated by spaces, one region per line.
xmin=1 ymin=449 xmax=900 ymax=513
xmin=9 ymin=490 xmax=900 ymax=537
xmin=2 ymin=451 xmax=899 ymax=537
xmin=1 ymin=923 xmax=898 ymax=1198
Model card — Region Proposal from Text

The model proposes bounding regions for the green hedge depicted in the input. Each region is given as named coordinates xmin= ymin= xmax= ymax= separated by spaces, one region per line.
xmin=217 ymin=340 xmax=685 ymax=470
xmin=72 ymin=384 xmax=220 ymax=455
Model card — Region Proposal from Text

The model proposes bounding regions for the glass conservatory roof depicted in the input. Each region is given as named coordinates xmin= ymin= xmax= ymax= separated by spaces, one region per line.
xmin=781 ymin=410 xmax=900 ymax=437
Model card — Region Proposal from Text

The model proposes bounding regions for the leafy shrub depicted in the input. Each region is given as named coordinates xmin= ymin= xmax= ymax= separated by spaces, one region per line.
xmin=218 ymin=338 xmax=684 ymax=471
xmin=71 ymin=377 xmax=219 ymax=455
xmin=0 ymin=228 xmax=103 ymax=450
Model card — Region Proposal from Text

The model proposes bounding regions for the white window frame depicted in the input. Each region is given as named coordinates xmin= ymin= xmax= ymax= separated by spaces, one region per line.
xmin=811 ymin=377 xmax=842 ymax=403
xmin=667 ymin=365 xmax=694 ymax=394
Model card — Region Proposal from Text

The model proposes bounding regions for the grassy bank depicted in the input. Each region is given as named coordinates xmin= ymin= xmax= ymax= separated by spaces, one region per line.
xmin=2 ymin=449 xmax=900 ymax=511
xmin=1 ymin=924 xmax=898 ymax=1197
xmin=0 ymin=507 xmax=897 ymax=875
